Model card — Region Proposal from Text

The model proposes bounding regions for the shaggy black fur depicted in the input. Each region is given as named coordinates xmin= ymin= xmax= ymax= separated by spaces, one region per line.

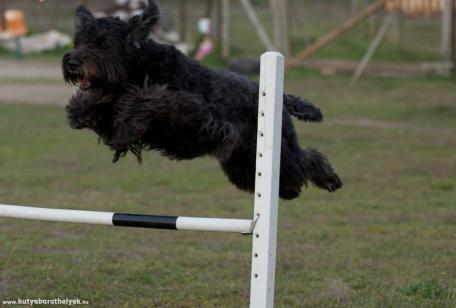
xmin=63 ymin=0 xmax=342 ymax=200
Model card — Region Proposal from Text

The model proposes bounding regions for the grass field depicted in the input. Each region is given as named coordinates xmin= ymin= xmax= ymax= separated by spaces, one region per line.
xmin=1 ymin=0 xmax=456 ymax=306
xmin=1 ymin=74 xmax=455 ymax=307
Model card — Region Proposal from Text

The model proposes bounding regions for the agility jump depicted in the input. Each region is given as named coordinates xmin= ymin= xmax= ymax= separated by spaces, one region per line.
xmin=0 ymin=52 xmax=284 ymax=308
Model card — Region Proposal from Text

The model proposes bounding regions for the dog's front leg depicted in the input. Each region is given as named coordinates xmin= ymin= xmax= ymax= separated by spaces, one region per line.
xmin=107 ymin=84 xmax=239 ymax=162
xmin=107 ymin=84 xmax=208 ymax=161
xmin=66 ymin=90 xmax=115 ymax=131
xmin=104 ymin=85 xmax=165 ymax=161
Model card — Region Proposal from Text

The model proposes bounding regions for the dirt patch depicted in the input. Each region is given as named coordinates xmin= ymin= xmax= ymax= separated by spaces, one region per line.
xmin=51 ymin=228 xmax=85 ymax=240
xmin=329 ymin=117 xmax=407 ymax=130
xmin=329 ymin=117 xmax=456 ymax=138
xmin=320 ymin=277 xmax=354 ymax=303
xmin=0 ymin=59 xmax=74 ymax=105
xmin=47 ymin=158 xmax=80 ymax=173
xmin=0 ymin=59 xmax=62 ymax=80
xmin=0 ymin=84 xmax=73 ymax=105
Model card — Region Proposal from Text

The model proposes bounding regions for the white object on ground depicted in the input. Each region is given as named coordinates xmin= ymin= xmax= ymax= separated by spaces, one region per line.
xmin=1 ymin=30 xmax=71 ymax=54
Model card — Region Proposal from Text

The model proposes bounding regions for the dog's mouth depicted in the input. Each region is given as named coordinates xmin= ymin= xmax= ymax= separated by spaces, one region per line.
xmin=76 ymin=76 xmax=91 ymax=90
xmin=64 ymin=65 xmax=92 ymax=90
xmin=66 ymin=72 xmax=91 ymax=90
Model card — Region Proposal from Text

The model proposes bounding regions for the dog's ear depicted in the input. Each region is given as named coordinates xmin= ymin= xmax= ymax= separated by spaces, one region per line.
xmin=76 ymin=5 xmax=96 ymax=29
xmin=126 ymin=0 xmax=161 ymax=48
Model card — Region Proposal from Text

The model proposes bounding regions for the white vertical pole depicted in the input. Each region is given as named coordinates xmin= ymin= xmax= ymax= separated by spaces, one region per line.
xmin=249 ymin=52 xmax=284 ymax=308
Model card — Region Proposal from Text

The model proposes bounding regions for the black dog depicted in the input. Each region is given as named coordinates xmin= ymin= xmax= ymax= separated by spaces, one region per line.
xmin=63 ymin=0 xmax=342 ymax=200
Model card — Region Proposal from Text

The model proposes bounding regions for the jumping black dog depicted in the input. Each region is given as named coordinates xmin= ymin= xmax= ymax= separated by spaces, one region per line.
xmin=64 ymin=1 xmax=342 ymax=200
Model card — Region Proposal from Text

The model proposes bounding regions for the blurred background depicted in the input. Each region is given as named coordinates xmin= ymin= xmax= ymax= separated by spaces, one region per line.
xmin=0 ymin=0 xmax=455 ymax=307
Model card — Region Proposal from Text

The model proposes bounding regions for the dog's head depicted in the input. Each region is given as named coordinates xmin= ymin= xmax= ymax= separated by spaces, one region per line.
xmin=62 ymin=0 xmax=161 ymax=90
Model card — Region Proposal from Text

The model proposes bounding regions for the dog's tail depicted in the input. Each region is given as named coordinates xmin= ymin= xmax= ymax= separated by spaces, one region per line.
xmin=284 ymin=95 xmax=323 ymax=122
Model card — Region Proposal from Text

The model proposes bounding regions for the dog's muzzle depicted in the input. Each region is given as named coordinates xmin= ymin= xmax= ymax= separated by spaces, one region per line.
xmin=63 ymin=55 xmax=92 ymax=90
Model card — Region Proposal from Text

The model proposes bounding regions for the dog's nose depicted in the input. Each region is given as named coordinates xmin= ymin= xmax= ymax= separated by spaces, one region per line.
xmin=67 ymin=58 xmax=81 ymax=71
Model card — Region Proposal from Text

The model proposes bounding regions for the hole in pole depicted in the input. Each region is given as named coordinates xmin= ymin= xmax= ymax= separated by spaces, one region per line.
xmin=254 ymin=253 xmax=258 ymax=258
xmin=257 ymin=193 xmax=261 ymax=198
xmin=260 ymin=112 xmax=265 ymax=117
xmin=255 ymin=233 xmax=260 ymax=238
xmin=258 ymin=172 xmax=262 ymax=176
xmin=254 ymin=273 xmax=258 ymax=278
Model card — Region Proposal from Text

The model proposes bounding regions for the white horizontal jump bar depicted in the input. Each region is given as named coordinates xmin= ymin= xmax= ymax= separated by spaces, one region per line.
xmin=0 ymin=204 xmax=113 ymax=225
xmin=176 ymin=217 xmax=252 ymax=233
xmin=0 ymin=204 xmax=253 ymax=233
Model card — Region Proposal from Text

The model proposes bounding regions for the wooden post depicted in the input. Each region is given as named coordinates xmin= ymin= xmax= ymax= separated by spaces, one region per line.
xmin=351 ymin=0 xmax=361 ymax=14
xmin=288 ymin=0 xmax=389 ymax=68
xmin=220 ymin=0 xmax=230 ymax=59
xmin=287 ymin=0 xmax=292 ymax=36
xmin=239 ymin=0 xmax=275 ymax=51
xmin=179 ymin=0 xmax=187 ymax=43
xmin=205 ymin=0 xmax=214 ymax=18
xmin=217 ymin=0 xmax=221 ymax=41
xmin=396 ymin=9 xmax=405 ymax=47
xmin=352 ymin=14 xmax=393 ymax=83
xmin=367 ymin=0 xmax=377 ymax=38
xmin=0 ymin=0 xmax=6 ymax=31
xmin=453 ymin=0 xmax=456 ymax=67
xmin=442 ymin=0 xmax=455 ymax=67
xmin=270 ymin=0 xmax=290 ymax=56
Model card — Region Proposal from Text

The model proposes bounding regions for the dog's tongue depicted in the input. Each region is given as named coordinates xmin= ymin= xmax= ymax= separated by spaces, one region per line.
xmin=77 ymin=77 xmax=90 ymax=89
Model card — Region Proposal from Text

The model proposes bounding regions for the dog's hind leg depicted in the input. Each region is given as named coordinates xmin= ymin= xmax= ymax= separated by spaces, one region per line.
xmin=218 ymin=145 xmax=257 ymax=194
xmin=299 ymin=148 xmax=343 ymax=192
xmin=279 ymin=113 xmax=342 ymax=197
xmin=278 ymin=142 xmax=306 ymax=199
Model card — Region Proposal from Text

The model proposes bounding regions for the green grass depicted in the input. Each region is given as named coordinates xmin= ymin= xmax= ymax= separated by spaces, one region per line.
xmin=1 ymin=76 xmax=456 ymax=307
xmin=1 ymin=1 xmax=455 ymax=306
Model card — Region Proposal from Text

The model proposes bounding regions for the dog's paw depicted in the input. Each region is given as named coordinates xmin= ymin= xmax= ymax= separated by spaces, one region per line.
xmin=311 ymin=168 xmax=343 ymax=192
xmin=66 ymin=89 xmax=116 ymax=130
xmin=301 ymin=148 xmax=343 ymax=192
